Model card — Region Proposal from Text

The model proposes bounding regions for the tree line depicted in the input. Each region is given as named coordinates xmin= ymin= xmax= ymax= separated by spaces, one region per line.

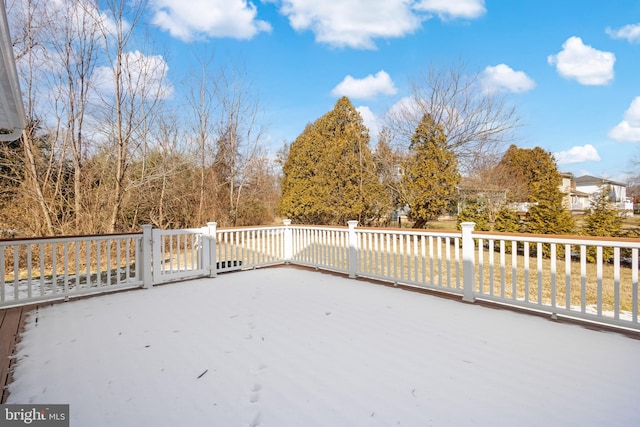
xmin=1 ymin=1 xmax=634 ymax=242
xmin=1 ymin=0 xmax=279 ymax=237
xmin=280 ymin=96 xmax=636 ymax=247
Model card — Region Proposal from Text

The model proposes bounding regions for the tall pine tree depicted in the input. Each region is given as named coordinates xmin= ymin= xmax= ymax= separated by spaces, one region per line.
xmin=278 ymin=97 xmax=388 ymax=225
xmin=402 ymin=114 xmax=460 ymax=228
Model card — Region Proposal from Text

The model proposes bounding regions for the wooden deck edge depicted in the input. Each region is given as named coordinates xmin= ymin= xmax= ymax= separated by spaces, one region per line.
xmin=1 ymin=305 xmax=31 ymax=403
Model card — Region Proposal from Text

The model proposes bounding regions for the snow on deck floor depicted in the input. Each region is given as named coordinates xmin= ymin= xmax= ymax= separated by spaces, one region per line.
xmin=7 ymin=267 xmax=640 ymax=426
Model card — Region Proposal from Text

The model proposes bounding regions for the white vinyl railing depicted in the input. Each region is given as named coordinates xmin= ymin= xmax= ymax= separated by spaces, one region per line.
xmin=356 ymin=226 xmax=462 ymax=293
xmin=2 ymin=221 xmax=639 ymax=331
xmin=470 ymin=230 xmax=639 ymax=330
xmin=289 ymin=224 xmax=350 ymax=274
xmin=0 ymin=233 xmax=144 ymax=307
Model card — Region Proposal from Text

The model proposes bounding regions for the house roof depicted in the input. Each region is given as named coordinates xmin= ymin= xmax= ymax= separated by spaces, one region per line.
xmin=574 ymin=174 xmax=626 ymax=188
xmin=0 ymin=1 xmax=26 ymax=142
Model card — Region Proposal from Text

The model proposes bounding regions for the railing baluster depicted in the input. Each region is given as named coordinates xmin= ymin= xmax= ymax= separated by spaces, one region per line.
xmin=75 ymin=241 xmax=81 ymax=289
xmin=499 ymin=240 xmax=505 ymax=298
xmin=580 ymin=245 xmax=587 ymax=313
xmin=454 ymin=237 xmax=460 ymax=290
xmin=86 ymin=240 xmax=92 ymax=287
xmin=107 ymin=239 xmax=112 ymax=287
xmin=537 ymin=242 xmax=543 ymax=304
xmin=565 ymin=244 xmax=571 ymax=310
xmin=614 ymin=247 xmax=620 ymax=320
xmin=116 ymin=240 xmax=122 ymax=285
xmin=64 ymin=242 xmax=70 ymax=293
xmin=126 ymin=238 xmax=131 ymax=282
xmin=445 ymin=237 xmax=451 ymax=288
xmin=437 ymin=236 xmax=443 ymax=287
xmin=26 ymin=245 xmax=32 ymax=298
xmin=597 ymin=246 xmax=603 ymax=316
xmin=550 ymin=244 xmax=557 ymax=309
xmin=398 ymin=234 xmax=404 ymax=281
xmin=420 ymin=235 xmax=426 ymax=285
xmin=429 ymin=236 xmax=434 ymax=285
xmin=511 ymin=241 xmax=517 ymax=299
xmin=95 ymin=240 xmax=101 ymax=287
xmin=413 ymin=235 xmax=419 ymax=283
xmin=478 ymin=238 xmax=484 ymax=294
xmin=524 ymin=242 xmax=530 ymax=302
xmin=633 ymin=248 xmax=638 ymax=323
xmin=13 ymin=244 xmax=19 ymax=299
xmin=489 ymin=239 xmax=495 ymax=296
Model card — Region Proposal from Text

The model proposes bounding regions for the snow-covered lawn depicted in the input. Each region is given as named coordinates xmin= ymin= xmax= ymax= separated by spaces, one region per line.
xmin=7 ymin=267 xmax=640 ymax=426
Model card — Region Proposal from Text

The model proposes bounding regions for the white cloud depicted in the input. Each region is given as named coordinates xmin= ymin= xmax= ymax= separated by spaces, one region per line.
xmin=480 ymin=64 xmax=535 ymax=94
xmin=356 ymin=106 xmax=381 ymax=137
xmin=547 ymin=37 xmax=615 ymax=85
xmin=94 ymin=51 xmax=173 ymax=100
xmin=275 ymin=0 xmax=423 ymax=49
xmin=149 ymin=0 xmax=272 ymax=41
xmin=606 ymin=23 xmax=640 ymax=43
xmin=609 ymin=97 xmax=640 ymax=142
xmin=414 ymin=0 xmax=486 ymax=20
xmin=331 ymin=71 xmax=397 ymax=99
xmin=554 ymin=144 xmax=601 ymax=164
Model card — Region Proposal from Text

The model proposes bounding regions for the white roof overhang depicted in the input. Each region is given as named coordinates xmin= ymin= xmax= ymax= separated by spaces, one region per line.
xmin=0 ymin=1 xmax=26 ymax=141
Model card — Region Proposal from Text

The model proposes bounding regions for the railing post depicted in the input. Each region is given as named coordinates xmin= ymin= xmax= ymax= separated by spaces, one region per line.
xmin=283 ymin=219 xmax=292 ymax=263
xmin=348 ymin=220 xmax=359 ymax=279
xmin=207 ymin=222 xmax=217 ymax=278
xmin=152 ymin=227 xmax=161 ymax=285
xmin=141 ymin=224 xmax=153 ymax=289
xmin=461 ymin=222 xmax=476 ymax=302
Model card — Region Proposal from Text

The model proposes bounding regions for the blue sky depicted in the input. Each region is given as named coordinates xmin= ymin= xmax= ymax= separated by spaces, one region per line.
xmin=141 ymin=0 xmax=640 ymax=180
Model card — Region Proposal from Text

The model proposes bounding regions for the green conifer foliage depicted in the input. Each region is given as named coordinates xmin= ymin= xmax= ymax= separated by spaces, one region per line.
xmin=402 ymin=114 xmax=460 ymax=228
xmin=456 ymin=199 xmax=490 ymax=231
xmin=493 ymin=206 xmax=522 ymax=233
xmin=583 ymin=185 xmax=623 ymax=262
xmin=498 ymin=145 xmax=574 ymax=235
xmin=583 ymin=185 xmax=623 ymax=237
xmin=278 ymin=97 xmax=389 ymax=225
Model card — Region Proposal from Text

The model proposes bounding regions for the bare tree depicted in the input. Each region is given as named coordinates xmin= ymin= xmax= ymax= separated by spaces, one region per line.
xmin=212 ymin=65 xmax=267 ymax=226
xmin=94 ymin=0 xmax=170 ymax=232
xmin=387 ymin=62 xmax=521 ymax=173
xmin=185 ymin=52 xmax=217 ymax=225
xmin=8 ymin=0 xmax=56 ymax=234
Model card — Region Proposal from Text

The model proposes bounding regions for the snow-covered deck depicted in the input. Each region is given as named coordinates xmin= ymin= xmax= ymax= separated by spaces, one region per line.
xmin=5 ymin=267 xmax=640 ymax=426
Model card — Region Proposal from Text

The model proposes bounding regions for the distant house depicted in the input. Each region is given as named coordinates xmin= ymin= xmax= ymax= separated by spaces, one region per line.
xmin=567 ymin=174 xmax=633 ymax=216
xmin=457 ymin=173 xmax=634 ymax=218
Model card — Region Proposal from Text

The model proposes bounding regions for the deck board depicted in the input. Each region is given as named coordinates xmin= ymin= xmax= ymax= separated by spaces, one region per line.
xmin=0 ymin=306 xmax=30 ymax=403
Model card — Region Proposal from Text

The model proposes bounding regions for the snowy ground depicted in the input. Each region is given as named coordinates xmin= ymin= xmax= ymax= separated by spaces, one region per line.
xmin=7 ymin=267 xmax=640 ymax=426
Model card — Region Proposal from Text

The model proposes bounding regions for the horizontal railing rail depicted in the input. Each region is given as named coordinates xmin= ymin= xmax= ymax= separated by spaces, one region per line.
xmin=2 ymin=221 xmax=638 ymax=332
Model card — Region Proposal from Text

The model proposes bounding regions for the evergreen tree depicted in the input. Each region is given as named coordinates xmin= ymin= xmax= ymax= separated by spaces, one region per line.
xmin=493 ymin=206 xmax=522 ymax=233
xmin=402 ymin=114 xmax=460 ymax=228
xmin=497 ymin=145 xmax=574 ymax=235
xmin=583 ymin=185 xmax=623 ymax=237
xmin=583 ymin=185 xmax=623 ymax=262
xmin=457 ymin=199 xmax=490 ymax=231
xmin=278 ymin=97 xmax=389 ymax=225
